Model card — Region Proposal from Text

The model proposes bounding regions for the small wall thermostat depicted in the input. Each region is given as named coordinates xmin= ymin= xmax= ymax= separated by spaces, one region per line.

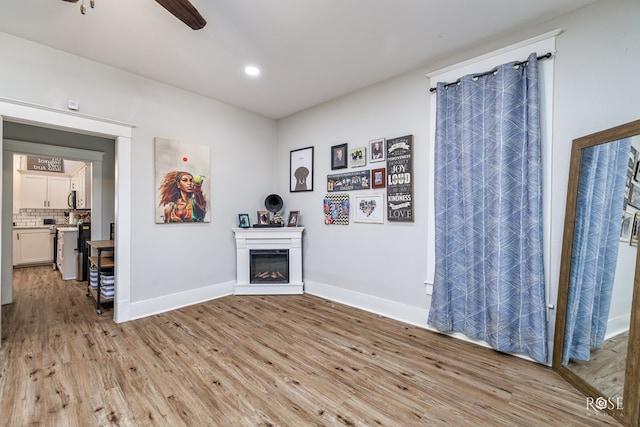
xmin=68 ymin=100 xmax=79 ymax=111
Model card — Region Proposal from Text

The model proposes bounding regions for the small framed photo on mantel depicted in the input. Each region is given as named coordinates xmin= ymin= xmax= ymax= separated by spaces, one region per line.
xmin=287 ymin=211 xmax=300 ymax=227
xmin=238 ymin=213 xmax=251 ymax=228
xmin=257 ymin=210 xmax=270 ymax=226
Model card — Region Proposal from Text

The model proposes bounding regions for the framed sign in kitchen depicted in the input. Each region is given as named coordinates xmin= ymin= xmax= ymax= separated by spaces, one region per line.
xmin=26 ymin=155 xmax=63 ymax=173
xmin=386 ymin=135 xmax=414 ymax=222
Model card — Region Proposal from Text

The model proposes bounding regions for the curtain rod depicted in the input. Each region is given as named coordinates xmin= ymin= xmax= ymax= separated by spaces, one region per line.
xmin=428 ymin=52 xmax=552 ymax=93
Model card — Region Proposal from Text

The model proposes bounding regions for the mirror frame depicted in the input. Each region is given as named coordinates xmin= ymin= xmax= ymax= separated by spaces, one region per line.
xmin=553 ymin=119 xmax=640 ymax=426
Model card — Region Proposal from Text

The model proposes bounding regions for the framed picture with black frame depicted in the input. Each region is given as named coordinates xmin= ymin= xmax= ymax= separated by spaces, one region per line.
xmin=290 ymin=146 xmax=314 ymax=192
xmin=331 ymin=143 xmax=348 ymax=170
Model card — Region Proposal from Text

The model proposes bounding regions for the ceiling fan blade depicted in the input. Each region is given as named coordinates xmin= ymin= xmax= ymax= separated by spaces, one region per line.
xmin=61 ymin=0 xmax=79 ymax=3
xmin=155 ymin=0 xmax=207 ymax=30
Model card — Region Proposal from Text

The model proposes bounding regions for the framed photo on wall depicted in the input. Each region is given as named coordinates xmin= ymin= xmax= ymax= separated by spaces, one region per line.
xmin=371 ymin=168 xmax=386 ymax=189
xmin=622 ymin=211 xmax=634 ymax=241
xmin=369 ymin=138 xmax=386 ymax=163
xmin=354 ymin=193 xmax=384 ymax=224
xmin=631 ymin=185 xmax=640 ymax=209
xmin=326 ymin=170 xmax=370 ymax=192
xmin=632 ymin=212 xmax=640 ymax=247
xmin=630 ymin=146 xmax=638 ymax=171
xmin=324 ymin=193 xmax=350 ymax=225
xmin=349 ymin=146 xmax=366 ymax=168
xmin=331 ymin=143 xmax=348 ymax=170
xmin=290 ymin=146 xmax=314 ymax=192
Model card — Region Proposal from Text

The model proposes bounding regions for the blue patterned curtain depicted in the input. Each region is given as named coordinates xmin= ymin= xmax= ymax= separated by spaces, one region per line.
xmin=428 ymin=53 xmax=548 ymax=363
xmin=562 ymin=138 xmax=630 ymax=364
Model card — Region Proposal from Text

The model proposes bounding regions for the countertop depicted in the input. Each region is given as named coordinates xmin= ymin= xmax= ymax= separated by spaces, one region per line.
xmin=56 ymin=227 xmax=79 ymax=232
xmin=13 ymin=226 xmax=56 ymax=230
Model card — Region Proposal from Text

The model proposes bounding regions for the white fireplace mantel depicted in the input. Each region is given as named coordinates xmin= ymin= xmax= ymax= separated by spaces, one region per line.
xmin=232 ymin=227 xmax=304 ymax=295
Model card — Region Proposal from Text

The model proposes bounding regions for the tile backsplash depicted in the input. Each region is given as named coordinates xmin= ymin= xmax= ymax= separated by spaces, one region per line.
xmin=13 ymin=209 xmax=69 ymax=227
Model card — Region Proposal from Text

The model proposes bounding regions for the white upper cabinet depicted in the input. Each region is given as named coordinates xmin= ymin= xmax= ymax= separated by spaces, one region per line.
xmin=19 ymin=172 xmax=70 ymax=209
xmin=13 ymin=155 xmax=90 ymax=211
xmin=70 ymin=164 xmax=90 ymax=209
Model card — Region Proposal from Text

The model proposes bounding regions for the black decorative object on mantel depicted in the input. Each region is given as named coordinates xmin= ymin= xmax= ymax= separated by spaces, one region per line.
xmin=254 ymin=194 xmax=285 ymax=227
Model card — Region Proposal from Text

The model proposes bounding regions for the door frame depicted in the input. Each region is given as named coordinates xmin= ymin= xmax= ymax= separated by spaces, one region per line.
xmin=0 ymin=98 xmax=134 ymax=335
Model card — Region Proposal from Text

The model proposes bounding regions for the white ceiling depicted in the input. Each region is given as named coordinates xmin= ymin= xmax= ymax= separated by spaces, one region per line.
xmin=0 ymin=0 xmax=597 ymax=120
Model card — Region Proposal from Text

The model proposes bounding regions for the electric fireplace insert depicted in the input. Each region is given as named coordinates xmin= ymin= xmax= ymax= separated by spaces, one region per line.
xmin=249 ymin=249 xmax=289 ymax=284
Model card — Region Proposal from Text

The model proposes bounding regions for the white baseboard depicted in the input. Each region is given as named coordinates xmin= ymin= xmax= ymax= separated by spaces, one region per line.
xmin=606 ymin=314 xmax=631 ymax=340
xmin=129 ymin=280 xmax=235 ymax=320
xmin=305 ymin=279 xmax=430 ymax=328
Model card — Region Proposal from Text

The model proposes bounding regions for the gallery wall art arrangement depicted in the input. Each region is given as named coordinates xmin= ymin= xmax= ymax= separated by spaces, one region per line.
xmin=319 ymin=134 xmax=414 ymax=225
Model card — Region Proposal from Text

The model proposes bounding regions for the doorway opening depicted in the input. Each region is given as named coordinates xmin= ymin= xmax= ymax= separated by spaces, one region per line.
xmin=0 ymin=99 xmax=133 ymax=338
xmin=4 ymin=123 xmax=114 ymax=318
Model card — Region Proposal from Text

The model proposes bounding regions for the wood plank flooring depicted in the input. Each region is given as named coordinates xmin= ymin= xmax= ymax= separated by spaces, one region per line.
xmin=1 ymin=266 xmax=620 ymax=426
xmin=568 ymin=331 xmax=627 ymax=399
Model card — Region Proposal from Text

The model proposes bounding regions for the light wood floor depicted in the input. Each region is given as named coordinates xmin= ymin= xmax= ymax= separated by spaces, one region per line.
xmin=1 ymin=266 xmax=620 ymax=426
xmin=568 ymin=331 xmax=628 ymax=399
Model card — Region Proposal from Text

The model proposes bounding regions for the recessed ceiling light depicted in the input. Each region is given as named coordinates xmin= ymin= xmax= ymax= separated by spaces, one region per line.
xmin=245 ymin=66 xmax=260 ymax=76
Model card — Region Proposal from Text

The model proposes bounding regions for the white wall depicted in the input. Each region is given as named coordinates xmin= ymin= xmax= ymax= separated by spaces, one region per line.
xmin=276 ymin=0 xmax=640 ymax=360
xmin=276 ymin=69 xmax=430 ymax=310
xmin=0 ymin=32 xmax=277 ymax=311
xmin=274 ymin=71 xmax=435 ymax=328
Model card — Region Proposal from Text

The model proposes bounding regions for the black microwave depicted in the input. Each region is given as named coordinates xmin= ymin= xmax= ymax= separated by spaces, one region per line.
xmin=68 ymin=190 xmax=77 ymax=209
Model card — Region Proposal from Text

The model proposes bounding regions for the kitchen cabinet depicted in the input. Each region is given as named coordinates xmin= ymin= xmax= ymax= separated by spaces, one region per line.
xmin=56 ymin=227 xmax=78 ymax=280
xmin=13 ymin=227 xmax=54 ymax=266
xmin=19 ymin=172 xmax=70 ymax=209
xmin=70 ymin=164 xmax=90 ymax=209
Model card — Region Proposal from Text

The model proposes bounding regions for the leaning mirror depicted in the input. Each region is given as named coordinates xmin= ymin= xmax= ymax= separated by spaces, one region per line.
xmin=553 ymin=119 xmax=640 ymax=426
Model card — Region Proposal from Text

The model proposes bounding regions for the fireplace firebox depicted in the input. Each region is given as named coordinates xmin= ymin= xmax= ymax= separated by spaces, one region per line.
xmin=250 ymin=249 xmax=289 ymax=283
